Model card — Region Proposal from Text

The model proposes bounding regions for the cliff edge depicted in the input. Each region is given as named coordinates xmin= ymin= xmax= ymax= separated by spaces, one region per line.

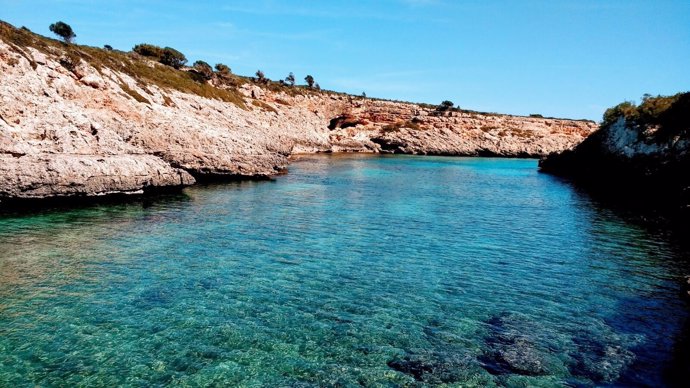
xmin=0 ymin=21 xmax=596 ymax=201
xmin=539 ymin=92 xmax=690 ymax=214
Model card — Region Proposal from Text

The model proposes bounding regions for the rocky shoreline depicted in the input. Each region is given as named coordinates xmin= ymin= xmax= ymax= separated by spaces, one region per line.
xmin=0 ymin=22 xmax=596 ymax=202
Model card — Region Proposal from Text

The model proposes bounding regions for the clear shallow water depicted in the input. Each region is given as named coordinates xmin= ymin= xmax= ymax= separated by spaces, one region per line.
xmin=0 ymin=155 xmax=688 ymax=387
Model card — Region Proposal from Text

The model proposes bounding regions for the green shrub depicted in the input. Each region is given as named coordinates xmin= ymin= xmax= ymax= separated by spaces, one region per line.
xmin=193 ymin=60 xmax=213 ymax=81
xmin=285 ymin=72 xmax=295 ymax=86
xmin=304 ymin=75 xmax=315 ymax=88
xmin=132 ymin=44 xmax=186 ymax=69
xmin=638 ymin=95 xmax=676 ymax=124
xmin=160 ymin=47 xmax=186 ymax=69
xmin=601 ymin=92 xmax=690 ymax=138
xmin=49 ymin=21 xmax=75 ymax=43
xmin=255 ymin=70 xmax=268 ymax=84
xmin=602 ymin=101 xmax=638 ymax=127
xmin=133 ymin=43 xmax=163 ymax=58
xmin=437 ymin=100 xmax=454 ymax=111
xmin=215 ymin=63 xmax=231 ymax=76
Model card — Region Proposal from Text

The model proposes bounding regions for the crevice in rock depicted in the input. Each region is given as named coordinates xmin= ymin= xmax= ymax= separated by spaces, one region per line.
xmin=328 ymin=114 xmax=367 ymax=130
xmin=2 ymin=151 xmax=26 ymax=158
xmin=370 ymin=137 xmax=403 ymax=153
xmin=0 ymin=113 xmax=10 ymax=127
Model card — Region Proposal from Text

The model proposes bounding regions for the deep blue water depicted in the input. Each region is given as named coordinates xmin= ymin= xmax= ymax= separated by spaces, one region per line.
xmin=0 ymin=155 xmax=688 ymax=387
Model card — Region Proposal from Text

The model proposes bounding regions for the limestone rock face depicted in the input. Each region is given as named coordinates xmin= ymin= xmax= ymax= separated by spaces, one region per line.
xmin=0 ymin=35 xmax=596 ymax=201
xmin=329 ymin=101 xmax=595 ymax=157
xmin=0 ymin=154 xmax=193 ymax=199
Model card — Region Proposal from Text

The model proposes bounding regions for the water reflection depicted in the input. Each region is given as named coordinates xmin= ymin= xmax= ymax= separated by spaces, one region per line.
xmin=539 ymin=172 xmax=690 ymax=386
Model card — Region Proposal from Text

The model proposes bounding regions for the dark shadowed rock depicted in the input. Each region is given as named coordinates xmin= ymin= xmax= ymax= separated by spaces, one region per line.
xmin=387 ymin=349 xmax=477 ymax=384
xmin=478 ymin=312 xmax=637 ymax=385
xmin=479 ymin=312 xmax=551 ymax=376
xmin=568 ymin=325 xmax=636 ymax=384
xmin=540 ymin=92 xmax=690 ymax=218
xmin=387 ymin=355 xmax=432 ymax=381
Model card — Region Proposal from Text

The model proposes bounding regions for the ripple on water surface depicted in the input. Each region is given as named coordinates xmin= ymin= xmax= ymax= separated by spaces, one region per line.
xmin=0 ymin=154 xmax=688 ymax=386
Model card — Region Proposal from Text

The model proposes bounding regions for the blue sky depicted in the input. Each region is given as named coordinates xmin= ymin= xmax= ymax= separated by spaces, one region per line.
xmin=1 ymin=0 xmax=689 ymax=120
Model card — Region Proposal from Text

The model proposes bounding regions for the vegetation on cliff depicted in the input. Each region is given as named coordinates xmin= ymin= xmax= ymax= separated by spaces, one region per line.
xmin=285 ymin=72 xmax=296 ymax=86
xmin=1 ymin=20 xmax=325 ymax=109
xmin=601 ymin=93 xmax=690 ymax=139
xmin=192 ymin=60 xmax=214 ymax=81
xmin=540 ymin=92 xmax=690 ymax=214
xmin=133 ymin=43 xmax=188 ymax=69
xmin=48 ymin=21 xmax=75 ymax=43
xmin=0 ymin=21 xmax=249 ymax=107
xmin=1 ymin=19 xmax=595 ymax=125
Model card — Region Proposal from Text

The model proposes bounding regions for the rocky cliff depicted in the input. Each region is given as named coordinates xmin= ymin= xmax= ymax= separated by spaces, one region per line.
xmin=540 ymin=92 xmax=690 ymax=214
xmin=0 ymin=22 xmax=596 ymax=201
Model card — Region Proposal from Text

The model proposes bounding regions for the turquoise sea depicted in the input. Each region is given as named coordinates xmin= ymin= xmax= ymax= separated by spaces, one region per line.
xmin=0 ymin=155 xmax=688 ymax=387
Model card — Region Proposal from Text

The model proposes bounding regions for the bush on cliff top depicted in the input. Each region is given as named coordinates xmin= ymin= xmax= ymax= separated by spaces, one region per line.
xmin=215 ymin=63 xmax=231 ymax=76
xmin=49 ymin=21 xmax=75 ymax=43
xmin=255 ymin=70 xmax=268 ymax=84
xmin=285 ymin=72 xmax=296 ymax=86
xmin=437 ymin=100 xmax=454 ymax=111
xmin=132 ymin=43 xmax=187 ymax=69
xmin=602 ymin=92 xmax=690 ymax=135
xmin=193 ymin=60 xmax=214 ymax=81
xmin=132 ymin=43 xmax=163 ymax=58
xmin=304 ymin=75 xmax=315 ymax=88
xmin=0 ymin=22 xmax=246 ymax=108
xmin=159 ymin=47 xmax=187 ymax=69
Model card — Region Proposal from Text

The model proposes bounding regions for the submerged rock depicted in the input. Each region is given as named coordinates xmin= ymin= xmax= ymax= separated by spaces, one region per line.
xmin=387 ymin=349 xmax=477 ymax=384
xmin=479 ymin=312 xmax=552 ymax=376
xmin=478 ymin=312 xmax=637 ymax=385
xmin=387 ymin=354 xmax=433 ymax=381
xmin=568 ymin=323 xmax=636 ymax=384
xmin=133 ymin=287 xmax=174 ymax=309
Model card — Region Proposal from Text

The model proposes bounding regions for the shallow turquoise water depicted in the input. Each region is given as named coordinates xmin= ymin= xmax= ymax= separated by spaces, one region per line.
xmin=0 ymin=155 xmax=688 ymax=387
